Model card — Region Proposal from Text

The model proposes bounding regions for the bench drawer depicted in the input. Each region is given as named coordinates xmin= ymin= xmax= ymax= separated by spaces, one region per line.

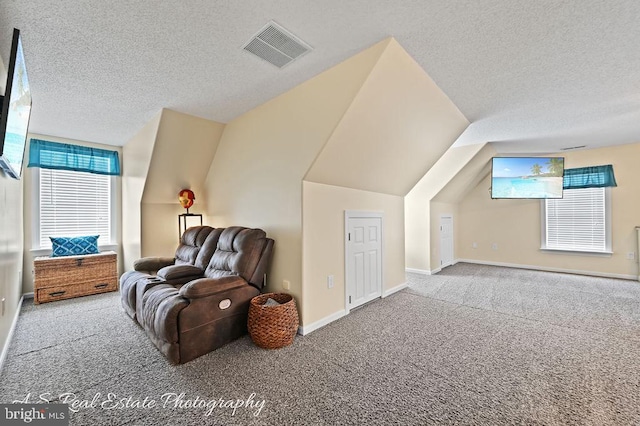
xmin=33 ymin=251 xmax=118 ymax=304
xmin=36 ymin=278 xmax=118 ymax=304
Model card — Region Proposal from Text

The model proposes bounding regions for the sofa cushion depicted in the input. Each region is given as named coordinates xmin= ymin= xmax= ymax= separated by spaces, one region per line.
xmin=136 ymin=276 xmax=167 ymax=322
xmin=194 ymin=228 xmax=223 ymax=270
xmin=205 ymin=227 xmax=267 ymax=282
xmin=157 ymin=264 xmax=204 ymax=282
xmin=120 ymin=270 xmax=151 ymax=320
xmin=50 ymin=235 xmax=99 ymax=257
xmin=179 ymin=276 xmax=246 ymax=299
xmin=133 ymin=257 xmax=175 ymax=273
xmin=175 ymin=226 xmax=213 ymax=265
xmin=140 ymin=284 xmax=188 ymax=344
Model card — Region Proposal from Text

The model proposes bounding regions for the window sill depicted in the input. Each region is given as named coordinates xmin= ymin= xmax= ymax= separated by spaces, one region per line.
xmin=30 ymin=244 xmax=119 ymax=257
xmin=540 ymin=247 xmax=612 ymax=257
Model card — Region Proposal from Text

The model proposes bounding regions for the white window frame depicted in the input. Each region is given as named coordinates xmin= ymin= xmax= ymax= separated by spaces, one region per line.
xmin=540 ymin=187 xmax=612 ymax=255
xmin=31 ymin=167 xmax=119 ymax=255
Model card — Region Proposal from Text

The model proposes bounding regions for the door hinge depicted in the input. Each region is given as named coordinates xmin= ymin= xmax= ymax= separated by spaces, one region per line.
xmin=348 ymin=233 xmax=351 ymax=241
xmin=349 ymin=296 xmax=351 ymax=304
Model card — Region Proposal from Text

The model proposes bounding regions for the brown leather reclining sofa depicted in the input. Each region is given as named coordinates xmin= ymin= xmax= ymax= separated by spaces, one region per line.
xmin=120 ymin=226 xmax=218 ymax=321
xmin=120 ymin=226 xmax=274 ymax=364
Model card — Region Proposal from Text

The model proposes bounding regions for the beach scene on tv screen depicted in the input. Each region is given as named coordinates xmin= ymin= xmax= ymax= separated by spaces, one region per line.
xmin=492 ymin=157 xmax=564 ymax=199
xmin=3 ymin=35 xmax=31 ymax=175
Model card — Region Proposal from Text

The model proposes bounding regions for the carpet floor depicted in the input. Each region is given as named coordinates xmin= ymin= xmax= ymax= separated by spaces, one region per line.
xmin=2 ymin=263 xmax=640 ymax=425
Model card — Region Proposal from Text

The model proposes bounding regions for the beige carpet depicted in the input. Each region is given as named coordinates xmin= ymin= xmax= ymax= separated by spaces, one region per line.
xmin=1 ymin=262 xmax=640 ymax=425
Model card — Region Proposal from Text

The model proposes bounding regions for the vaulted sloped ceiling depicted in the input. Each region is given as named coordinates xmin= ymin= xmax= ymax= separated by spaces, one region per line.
xmin=122 ymin=108 xmax=225 ymax=265
xmin=305 ymin=38 xmax=469 ymax=196
xmin=432 ymin=144 xmax=497 ymax=203
xmin=204 ymin=37 xmax=390 ymax=224
xmin=202 ymin=37 xmax=391 ymax=311
xmin=407 ymin=143 xmax=491 ymax=203
xmin=404 ymin=142 xmax=494 ymax=272
xmin=4 ymin=2 xmax=638 ymax=154
xmin=141 ymin=109 xmax=225 ymax=205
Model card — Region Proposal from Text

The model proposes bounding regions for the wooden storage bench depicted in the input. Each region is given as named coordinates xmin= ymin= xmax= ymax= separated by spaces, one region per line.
xmin=33 ymin=251 xmax=118 ymax=304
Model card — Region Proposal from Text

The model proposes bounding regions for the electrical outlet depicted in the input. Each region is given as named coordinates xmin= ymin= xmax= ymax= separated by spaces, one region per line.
xmin=283 ymin=280 xmax=290 ymax=290
xmin=472 ymin=242 xmax=478 ymax=249
xmin=327 ymin=275 xmax=334 ymax=289
xmin=491 ymin=243 xmax=498 ymax=250
xmin=627 ymin=252 xmax=635 ymax=260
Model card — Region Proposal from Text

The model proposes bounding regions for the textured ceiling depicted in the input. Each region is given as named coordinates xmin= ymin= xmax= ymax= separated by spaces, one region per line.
xmin=1 ymin=1 xmax=639 ymax=151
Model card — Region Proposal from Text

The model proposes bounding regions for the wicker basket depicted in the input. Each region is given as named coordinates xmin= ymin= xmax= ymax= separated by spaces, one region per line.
xmin=248 ymin=293 xmax=299 ymax=349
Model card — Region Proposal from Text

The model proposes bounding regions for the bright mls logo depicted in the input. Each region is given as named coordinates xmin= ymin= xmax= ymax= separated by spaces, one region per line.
xmin=0 ymin=404 xmax=68 ymax=425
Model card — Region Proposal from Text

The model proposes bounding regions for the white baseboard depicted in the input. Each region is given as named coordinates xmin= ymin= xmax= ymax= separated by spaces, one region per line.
xmin=405 ymin=267 xmax=429 ymax=275
xmin=456 ymin=258 xmax=638 ymax=281
xmin=298 ymin=309 xmax=347 ymax=336
xmin=383 ymin=282 xmax=408 ymax=297
xmin=298 ymin=281 xmax=408 ymax=335
xmin=22 ymin=292 xmax=34 ymax=300
xmin=0 ymin=295 xmax=23 ymax=378
xmin=406 ymin=267 xmax=442 ymax=275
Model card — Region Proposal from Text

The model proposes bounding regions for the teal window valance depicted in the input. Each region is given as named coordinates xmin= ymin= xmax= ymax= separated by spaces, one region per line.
xmin=563 ymin=165 xmax=617 ymax=190
xmin=27 ymin=139 xmax=120 ymax=176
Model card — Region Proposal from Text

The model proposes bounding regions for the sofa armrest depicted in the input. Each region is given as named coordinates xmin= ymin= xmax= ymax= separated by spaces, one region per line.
xmin=133 ymin=257 xmax=175 ymax=272
xmin=179 ymin=276 xmax=247 ymax=299
xmin=157 ymin=264 xmax=204 ymax=282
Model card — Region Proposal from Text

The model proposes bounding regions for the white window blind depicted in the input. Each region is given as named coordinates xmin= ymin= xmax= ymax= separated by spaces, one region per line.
xmin=39 ymin=168 xmax=112 ymax=248
xmin=544 ymin=187 xmax=606 ymax=252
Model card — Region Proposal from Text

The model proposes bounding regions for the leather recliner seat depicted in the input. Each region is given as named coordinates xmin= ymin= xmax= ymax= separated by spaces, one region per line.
xmin=120 ymin=226 xmax=219 ymax=321
xmin=122 ymin=226 xmax=274 ymax=364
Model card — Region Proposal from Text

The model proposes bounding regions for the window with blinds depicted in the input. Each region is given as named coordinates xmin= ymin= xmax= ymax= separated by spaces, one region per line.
xmin=544 ymin=187 xmax=609 ymax=252
xmin=39 ymin=168 xmax=112 ymax=248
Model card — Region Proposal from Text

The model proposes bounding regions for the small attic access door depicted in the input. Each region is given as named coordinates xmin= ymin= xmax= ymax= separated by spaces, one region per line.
xmin=345 ymin=211 xmax=383 ymax=312
xmin=440 ymin=215 xmax=454 ymax=269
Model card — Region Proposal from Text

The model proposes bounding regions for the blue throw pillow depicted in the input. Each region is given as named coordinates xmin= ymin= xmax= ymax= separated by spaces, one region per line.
xmin=50 ymin=235 xmax=100 ymax=257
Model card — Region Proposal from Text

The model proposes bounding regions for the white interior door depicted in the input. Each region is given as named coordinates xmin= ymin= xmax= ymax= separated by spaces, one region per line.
xmin=346 ymin=214 xmax=382 ymax=311
xmin=440 ymin=215 xmax=454 ymax=268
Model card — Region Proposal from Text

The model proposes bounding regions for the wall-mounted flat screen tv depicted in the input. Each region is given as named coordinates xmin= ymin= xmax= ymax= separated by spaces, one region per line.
xmin=491 ymin=157 xmax=564 ymax=199
xmin=0 ymin=28 xmax=32 ymax=179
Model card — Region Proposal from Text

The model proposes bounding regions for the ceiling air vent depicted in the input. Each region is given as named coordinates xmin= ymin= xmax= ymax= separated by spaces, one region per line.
xmin=242 ymin=21 xmax=312 ymax=68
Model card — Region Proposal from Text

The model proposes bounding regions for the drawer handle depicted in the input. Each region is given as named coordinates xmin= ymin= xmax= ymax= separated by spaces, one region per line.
xmin=76 ymin=258 xmax=84 ymax=266
xmin=49 ymin=291 xmax=66 ymax=297
xmin=94 ymin=283 xmax=108 ymax=289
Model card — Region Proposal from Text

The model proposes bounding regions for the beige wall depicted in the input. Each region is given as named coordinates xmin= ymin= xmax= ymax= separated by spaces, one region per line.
xmin=22 ymin=133 xmax=123 ymax=293
xmin=302 ymin=181 xmax=405 ymax=324
xmin=432 ymin=144 xmax=496 ymax=204
xmin=306 ymin=38 xmax=469 ymax=196
xmin=458 ymin=143 xmax=640 ymax=278
xmin=405 ymin=196 xmax=431 ymax=271
xmin=405 ymin=201 xmax=461 ymax=273
xmin=0 ymin=160 xmax=23 ymax=359
xmin=0 ymin=47 xmax=23 ymax=357
xmin=122 ymin=111 xmax=161 ymax=270
xmin=205 ymin=37 xmax=470 ymax=326
xmin=405 ymin=143 xmax=488 ymax=272
xmin=204 ymin=39 xmax=388 ymax=320
xmin=140 ymin=109 xmax=224 ymax=258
